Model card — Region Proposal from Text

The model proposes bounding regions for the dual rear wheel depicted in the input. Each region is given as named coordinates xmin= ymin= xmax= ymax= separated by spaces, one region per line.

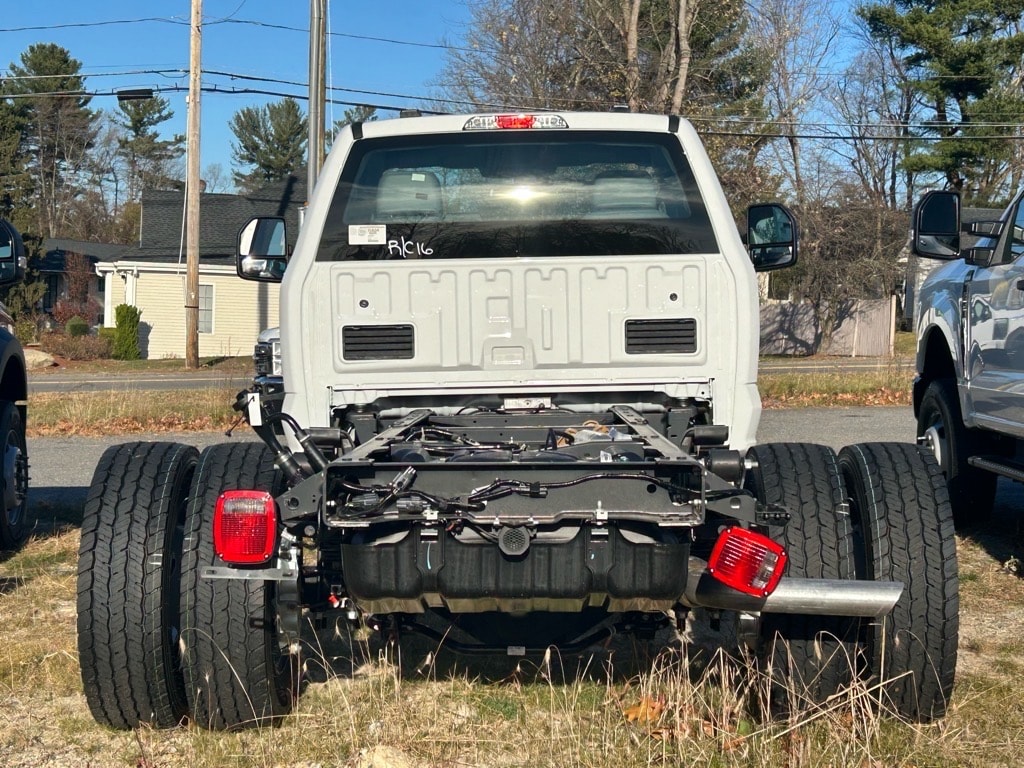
xmin=77 ymin=438 xmax=958 ymax=728
xmin=746 ymin=442 xmax=958 ymax=722
xmin=77 ymin=441 xmax=298 ymax=730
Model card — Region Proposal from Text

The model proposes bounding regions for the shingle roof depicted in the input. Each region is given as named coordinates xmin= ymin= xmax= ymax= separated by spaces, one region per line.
xmin=130 ymin=175 xmax=306 ymax=265
xmin=41 ymin=239 xmax=131 ymax=272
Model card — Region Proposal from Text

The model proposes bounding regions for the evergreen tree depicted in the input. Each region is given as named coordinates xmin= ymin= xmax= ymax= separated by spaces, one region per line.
xmin=114 ymin=96 xmax=184 ymax=199
xmin=2 ymin=43 xmax=97 ymax=237
xmin=328 ymin=105 xmax=378 ymax=152
xmin=859 ymin=0 xmax=1024 ymax=204
xmin=230 ymin=98 xmax=307 ymax=193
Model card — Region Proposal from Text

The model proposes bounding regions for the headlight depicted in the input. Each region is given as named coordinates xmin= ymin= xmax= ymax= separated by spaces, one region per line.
xmin=253 ymin=339 xmax=282 ymax=377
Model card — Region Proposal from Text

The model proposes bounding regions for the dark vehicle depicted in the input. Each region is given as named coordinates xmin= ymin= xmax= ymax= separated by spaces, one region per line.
xmin=0 ymin=219 xmax=28 ymax=549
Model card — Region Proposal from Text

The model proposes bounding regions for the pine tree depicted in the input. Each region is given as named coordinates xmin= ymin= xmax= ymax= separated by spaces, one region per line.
xmin=2 ymin=43 xmax=97 ymax=237
xmin=0 ymin=100 xmax=30 ymax=226
xmin=859 ymin=0 xmax=1024 ymax=203
xmin=115 ymin=96 xmax=184 ymax=199
xmin=230 ymin=98 xmax=307 ymax=193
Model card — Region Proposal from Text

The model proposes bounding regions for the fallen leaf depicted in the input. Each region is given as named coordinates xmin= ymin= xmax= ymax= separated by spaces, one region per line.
xmin=622 ymin=696 xmax=664 ymax=724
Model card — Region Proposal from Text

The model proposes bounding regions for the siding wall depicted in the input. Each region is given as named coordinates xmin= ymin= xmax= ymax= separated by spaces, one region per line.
xmin=101 ymin=266 xmax=279 ymax=359
xmin=102 ymin=272 xmax=127 ymax=327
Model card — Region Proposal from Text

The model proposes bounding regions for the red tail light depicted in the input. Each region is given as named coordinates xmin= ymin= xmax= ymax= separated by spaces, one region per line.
xmin=213 ymin=490 xmax=278 ymax=565
xmin=463 ymin=114 xmax=569 ymax=131
xmin=496 ymin=114 xmax=536 ymax=130
xmin=708 ymin=527 xmax=787 ymax=597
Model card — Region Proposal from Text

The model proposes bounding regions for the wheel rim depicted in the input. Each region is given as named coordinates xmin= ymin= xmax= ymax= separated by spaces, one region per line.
xmin=3 ymin=426 xmax=26 ymax=527
xmin=920 ymin=415 xmax=948 ymax=476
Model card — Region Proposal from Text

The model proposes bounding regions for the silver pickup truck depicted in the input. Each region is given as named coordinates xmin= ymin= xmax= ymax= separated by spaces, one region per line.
xmin=912 ymin=190 xmax=1024 ymax=525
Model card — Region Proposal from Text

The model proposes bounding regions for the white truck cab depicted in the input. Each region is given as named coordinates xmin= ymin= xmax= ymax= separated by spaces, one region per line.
xmin=77 ymin=113 xmax=957 ymax=732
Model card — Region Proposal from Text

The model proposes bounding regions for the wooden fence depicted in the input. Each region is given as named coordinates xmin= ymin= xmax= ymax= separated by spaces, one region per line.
xmin=760 ymin=296 xmax=897 ymax=356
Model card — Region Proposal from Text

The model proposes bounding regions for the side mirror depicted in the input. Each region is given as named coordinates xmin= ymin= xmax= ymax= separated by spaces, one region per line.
xmin=237 ymin=217 xmax=288 ymax=283
xmin=912 ymin=190 xmax=961 ymax=259
xmin=746 ymin=203 xmax=798 ymax=271
xmin=0 ymin=220 xmax=27 ymax=287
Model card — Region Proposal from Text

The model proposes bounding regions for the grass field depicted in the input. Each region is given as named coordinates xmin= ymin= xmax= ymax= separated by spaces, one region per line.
xmin=10 ymin=345 xmax=1023 ymax=766
xmin=22 ymin=359 xmax=919 ymax=438
xmin=1 ymin=505 xmax=1022 ymax=767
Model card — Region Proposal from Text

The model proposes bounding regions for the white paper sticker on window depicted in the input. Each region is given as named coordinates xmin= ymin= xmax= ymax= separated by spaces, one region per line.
xmin=349 ymin=224 xmax=387 ymax=245
xmin=411 ymin=173 xmax=426 ymax=182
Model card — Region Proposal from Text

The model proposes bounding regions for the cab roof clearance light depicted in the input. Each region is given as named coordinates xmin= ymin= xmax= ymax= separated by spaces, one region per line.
xmin=707 ymin=526 xmax=788 ymax=598
xmin=213 ymin=490 xmax=278 ymax=565
xmin=463 ymin=114 xmax=569 ymax=131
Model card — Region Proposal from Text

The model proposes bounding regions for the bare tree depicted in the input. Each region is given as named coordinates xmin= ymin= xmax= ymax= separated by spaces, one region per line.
xmin=825 ymin=38 xmax=921 ymax=210
xmin=202 ymin=163 xmax=231 ymax=194
xmin=439 ymin=0 xmax=750 ymax=114
xmin=748 ymin=0 xmax=841 ymax=205
xmin=439 ymin=0 xmax=592 ymax=111
xmin=436 ymin=0 xmax=772 ymax=207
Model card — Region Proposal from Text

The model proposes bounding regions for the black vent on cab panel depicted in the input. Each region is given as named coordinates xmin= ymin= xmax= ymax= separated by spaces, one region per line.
xmin=624 ymin=318 xmax=698 ymax=354
xmin=342 ymin=324 xmax=415 ymax=360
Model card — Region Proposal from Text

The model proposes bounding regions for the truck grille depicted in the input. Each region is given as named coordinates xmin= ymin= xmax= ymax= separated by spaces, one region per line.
xmin=342 ymin=324 xmax=415 ymax=360
xmin=625 ymin=318 xmax=697 ymax=354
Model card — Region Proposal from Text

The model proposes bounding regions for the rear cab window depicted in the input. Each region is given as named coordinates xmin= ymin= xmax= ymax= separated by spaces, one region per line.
xmin=316 ymin=130 xmax=719 ymax=261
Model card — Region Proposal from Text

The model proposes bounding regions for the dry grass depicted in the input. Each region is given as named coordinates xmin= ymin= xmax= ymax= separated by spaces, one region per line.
xmin=27 ymin=387 xmax=239 ymax=437
xmin=1 ymin=523 xmax=1023 ymax=768
xmin=21 ymin=366 xmax=921 ymax=439
xmin=30 ymin=355 xmax=253 ymax=376
xmin=759 ymin=363 xmax=915 ymax=409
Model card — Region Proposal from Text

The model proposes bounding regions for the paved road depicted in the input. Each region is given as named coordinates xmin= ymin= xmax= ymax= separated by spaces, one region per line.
xmin=26 ymin=356 xmax=913 ymax=395
xmin=28 ymin=370 xmax=251 ymax=395
xmin=24 ymin=404 xmax=1023 ymax=536
xmin=24 ymin=407 xmax=917 ymax=517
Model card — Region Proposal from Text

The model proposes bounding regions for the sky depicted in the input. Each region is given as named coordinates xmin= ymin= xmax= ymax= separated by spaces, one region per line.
xmin=0 ymin=1 xmax=471 ymax=178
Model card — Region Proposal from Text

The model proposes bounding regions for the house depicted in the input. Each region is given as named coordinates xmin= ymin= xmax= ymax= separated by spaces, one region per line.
xmin=95 ymin=176 xmax=304 ymax=359
xmin=40 ymin=239 xmax=129 ymax=322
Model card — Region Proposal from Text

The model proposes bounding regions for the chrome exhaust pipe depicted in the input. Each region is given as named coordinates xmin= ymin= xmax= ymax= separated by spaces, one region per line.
xmin=682 ymin=573 xmax=903 ymax=618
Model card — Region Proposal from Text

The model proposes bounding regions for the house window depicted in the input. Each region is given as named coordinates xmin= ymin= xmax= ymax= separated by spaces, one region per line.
xmin=199 ymin=284 xmax=213 ymax=334
xmin=43 ymin=274 xmax=61 ymax=313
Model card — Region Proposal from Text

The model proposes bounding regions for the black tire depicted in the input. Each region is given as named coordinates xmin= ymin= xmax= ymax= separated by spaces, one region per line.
xmin=917 ymin=377 xmax=999 ymax=527
xmin=0 ymin=401 xmax=28 ymax=549
xmin=838 ymin=442 xmax=958 ymax=722
xmin=744 ymin=443 xmax=858 ymax=713
xmin=76 ymin=442 xmax=198 ymax=729
xmin=180 ymin=442 xmax=297 ymax=730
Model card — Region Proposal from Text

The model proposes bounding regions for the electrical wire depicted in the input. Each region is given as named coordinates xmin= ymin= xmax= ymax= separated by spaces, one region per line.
xmin=8 ymin=82 xmax=1024 ymax=141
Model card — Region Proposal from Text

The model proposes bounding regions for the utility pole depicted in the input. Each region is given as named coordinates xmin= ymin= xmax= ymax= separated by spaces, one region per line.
xmin=308 ymin=0 xmax=326 ymax=195
xmin=185 ymin=0 xmax=203 ymax=369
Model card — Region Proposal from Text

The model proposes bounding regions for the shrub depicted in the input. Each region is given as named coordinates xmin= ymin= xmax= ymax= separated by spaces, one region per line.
xmin=13 ymin=319 xmax=36 ymax=346
xmin=53 ymin=297 xmax=102 ymax=327
xmin=66 ymin=316 xmax=89 ymax=337
xmin=98 ymin=326 xmax=116 ymax=344
xmin=113 ymin=304 xmax=141 ymax=361
xmin=39 ymin=331 xmax=112 ymax=361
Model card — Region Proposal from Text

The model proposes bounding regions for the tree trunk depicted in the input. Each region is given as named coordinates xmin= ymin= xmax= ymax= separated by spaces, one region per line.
xmin=670 ymin=1 xmax=698 ymax=114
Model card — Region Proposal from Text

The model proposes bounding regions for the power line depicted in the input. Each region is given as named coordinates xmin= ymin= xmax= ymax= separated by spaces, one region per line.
xmin=8 ymin=82 xmax=1024 ymax=141
xmin=0 ymin=68 xmax=186 ymax=81
xmin=217 ymin=17 xmax=474 ymax=53
xmin=0 ymin=14 xmax=476 ymax=54
xmin=0 ymin=18 xmax=187 ymax=33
